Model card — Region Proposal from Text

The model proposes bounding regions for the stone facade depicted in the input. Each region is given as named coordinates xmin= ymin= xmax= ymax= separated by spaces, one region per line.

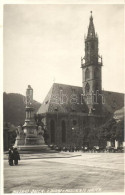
xmin=37 ymin=83 xmax=124 ymax=147
xmin=36 ymin=13 xmax=124 ymax=148
xmin=45 ymin=113 xmax=103 ymax=147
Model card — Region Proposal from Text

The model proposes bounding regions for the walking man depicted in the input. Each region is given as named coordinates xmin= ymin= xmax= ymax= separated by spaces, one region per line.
xmin=13 ymin=148 xmax=20 ymax=165
xmin=8 ymin=147 xmax=14 ymax=166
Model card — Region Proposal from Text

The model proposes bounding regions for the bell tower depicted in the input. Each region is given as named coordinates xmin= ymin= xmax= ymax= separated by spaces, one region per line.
xmin=81 ymin=12 xmax=103 ymax=114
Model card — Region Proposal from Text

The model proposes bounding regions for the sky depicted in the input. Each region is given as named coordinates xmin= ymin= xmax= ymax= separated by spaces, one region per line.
xmin=3 ymin=4 xmax=124 ymax=103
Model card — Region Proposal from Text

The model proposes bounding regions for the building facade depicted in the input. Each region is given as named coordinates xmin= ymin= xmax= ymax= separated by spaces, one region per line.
xmin=36 ymin=13 xmax=124 ymax=148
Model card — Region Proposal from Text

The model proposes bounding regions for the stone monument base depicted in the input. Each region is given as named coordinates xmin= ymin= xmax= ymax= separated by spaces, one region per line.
xmin=16 ymin=144 xmax=56 ymax=153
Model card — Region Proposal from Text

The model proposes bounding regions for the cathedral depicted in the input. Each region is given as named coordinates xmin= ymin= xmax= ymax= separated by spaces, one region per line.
xmin=36 ymin=13 xmax=124 ymax=148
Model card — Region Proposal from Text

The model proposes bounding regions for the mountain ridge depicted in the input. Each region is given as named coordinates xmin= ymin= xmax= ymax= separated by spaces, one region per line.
xmin=3 ymin=92 xmax=41 ymax=126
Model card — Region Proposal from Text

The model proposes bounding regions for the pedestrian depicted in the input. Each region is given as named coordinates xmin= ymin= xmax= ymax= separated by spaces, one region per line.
xmin=13 ymin=148 xmax=20 ymax=165
xmin=8 ymin=146 xmax=14 ymax=166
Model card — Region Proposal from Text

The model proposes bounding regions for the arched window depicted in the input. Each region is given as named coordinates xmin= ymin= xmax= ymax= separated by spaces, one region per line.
xmin=62 ymin=120 xmax=66 ymax=143
xmin=50 ymin=120 xmax=55 ymax=143
xmin=94 ymin=83 xmax=99 ymax=92
xmin=85 ymin=68 xmax=90 ymax=80
xmin=94 ymin=67 xmax=99 ymax=79
xmin=91 ymin=42 xmax=94 ymax=50
xmin=85 ymin=83 xmax=90 ymax=94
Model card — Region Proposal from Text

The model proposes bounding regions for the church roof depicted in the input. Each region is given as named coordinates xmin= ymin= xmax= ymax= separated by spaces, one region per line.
xmin=113 ymin=107 xmax=124 ymax=121
xmin=37 ymin=83 xmax=89 ymax=114
xmin=37 ymin=83 xmax=124 ymax=115
xmin=102 ymin=91 xmax=124 ymax=114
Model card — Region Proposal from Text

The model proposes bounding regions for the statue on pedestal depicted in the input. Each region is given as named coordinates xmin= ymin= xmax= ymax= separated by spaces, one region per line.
xmin=14 ymin=85 xmax=49 ymax=151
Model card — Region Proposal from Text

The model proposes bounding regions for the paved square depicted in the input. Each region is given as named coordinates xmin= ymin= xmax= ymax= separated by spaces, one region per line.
xmin=4 ymin=152 xmax=124 ymax=193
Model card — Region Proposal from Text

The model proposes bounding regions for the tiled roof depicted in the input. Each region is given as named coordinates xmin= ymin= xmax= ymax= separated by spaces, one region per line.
xmin=102 ymin=91 xmax=124 ymax=114
xmin=37 ymin=83 xmax=124 ymax=115
xmin=113 ymin=107 xmax=124 ymax=121
xmin=37 ymin=85 xmax=53 ymax=114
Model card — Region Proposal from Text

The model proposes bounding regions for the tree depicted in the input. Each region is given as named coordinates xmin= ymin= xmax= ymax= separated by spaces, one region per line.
xmin=95 ymin=117 xmax=124 ymax=146
xmin=115 ymin=120 xmax=124 ymax=142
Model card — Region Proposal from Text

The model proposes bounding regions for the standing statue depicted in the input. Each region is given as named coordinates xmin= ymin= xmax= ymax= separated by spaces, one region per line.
xmin=14 ymin=85 xmax=50 ymax=151
xmin=37 ymin=126 xmax=45 ymax=144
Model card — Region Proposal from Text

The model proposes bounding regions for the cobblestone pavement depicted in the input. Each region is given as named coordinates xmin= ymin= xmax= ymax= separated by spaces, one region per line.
xmin=4 ymin=153 xmax=124 ymax=193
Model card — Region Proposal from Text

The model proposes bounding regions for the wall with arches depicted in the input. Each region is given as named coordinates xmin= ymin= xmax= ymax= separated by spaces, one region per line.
xmin=44 ymin=112 xmax=104 ymax=147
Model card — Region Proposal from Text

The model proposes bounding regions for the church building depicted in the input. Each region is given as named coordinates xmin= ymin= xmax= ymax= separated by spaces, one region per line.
xmin=36 ymin=13 xmax=124 ymax=148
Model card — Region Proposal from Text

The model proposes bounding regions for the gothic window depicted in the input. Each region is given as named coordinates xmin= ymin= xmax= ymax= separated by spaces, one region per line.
xmin=94 ymin=67 xmax=100 ymax=79
xmin=85 ymin=83 xmax=90 ymax=94
xmin=62 ymin=120 xmax=66 ymax=143
xmin=50 ymin=120 xmax=55 ymax=143
xmin=91 ymin=42 xmax=94 ymax=50
xmin=94 ymin=83 xmax=99 ymax=92
xmin=85 ymin=68 xmax=90 ymax=80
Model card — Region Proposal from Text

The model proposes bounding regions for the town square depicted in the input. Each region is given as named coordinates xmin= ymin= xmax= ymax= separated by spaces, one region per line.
xmin=2 ymin=2 xmax=124 ymax=194
xmin=4 ymin=152 xmax=124 ymax=193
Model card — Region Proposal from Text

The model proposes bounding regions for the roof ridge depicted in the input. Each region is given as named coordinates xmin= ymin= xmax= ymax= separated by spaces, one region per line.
xmin=103 ymin=90 xmax=124 ymax=95
xmin=53 ymin=82 xmax=82 ymax=88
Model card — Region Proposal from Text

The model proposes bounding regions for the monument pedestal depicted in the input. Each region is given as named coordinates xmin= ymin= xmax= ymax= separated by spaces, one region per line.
xmin=17 ymin=145 xmax=53 ymax=153
xmin=14 ymin=85 xmax=52 ymax=153
xmin=14 ymin=125 xmax=52 ymax=153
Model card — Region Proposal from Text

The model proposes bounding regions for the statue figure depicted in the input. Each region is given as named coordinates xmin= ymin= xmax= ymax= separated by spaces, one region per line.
xmin=38 ymin=126 xmax=44 ymax=136
xmin=37 ymin=126 xmax=45 ymax=144
xmin=14 ymin=125 xmax=25 ymax=146
xmin=16 ymin=126 xmax=25 ymax=138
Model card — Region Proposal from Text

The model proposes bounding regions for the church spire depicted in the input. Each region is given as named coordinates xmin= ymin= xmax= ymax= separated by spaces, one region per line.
xmin=81 ymin=11 xmax=103 ymax=114
xmin=87 ymin=11 xmax=95 ymax=38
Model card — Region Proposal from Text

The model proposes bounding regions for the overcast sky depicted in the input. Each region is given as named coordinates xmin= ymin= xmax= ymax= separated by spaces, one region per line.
xmin=3 ymin=4 xmax=124 ymax=103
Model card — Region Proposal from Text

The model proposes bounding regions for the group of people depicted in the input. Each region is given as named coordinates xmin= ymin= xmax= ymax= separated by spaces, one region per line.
xmin=8 ymin=147 xmax=20 ymax=166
